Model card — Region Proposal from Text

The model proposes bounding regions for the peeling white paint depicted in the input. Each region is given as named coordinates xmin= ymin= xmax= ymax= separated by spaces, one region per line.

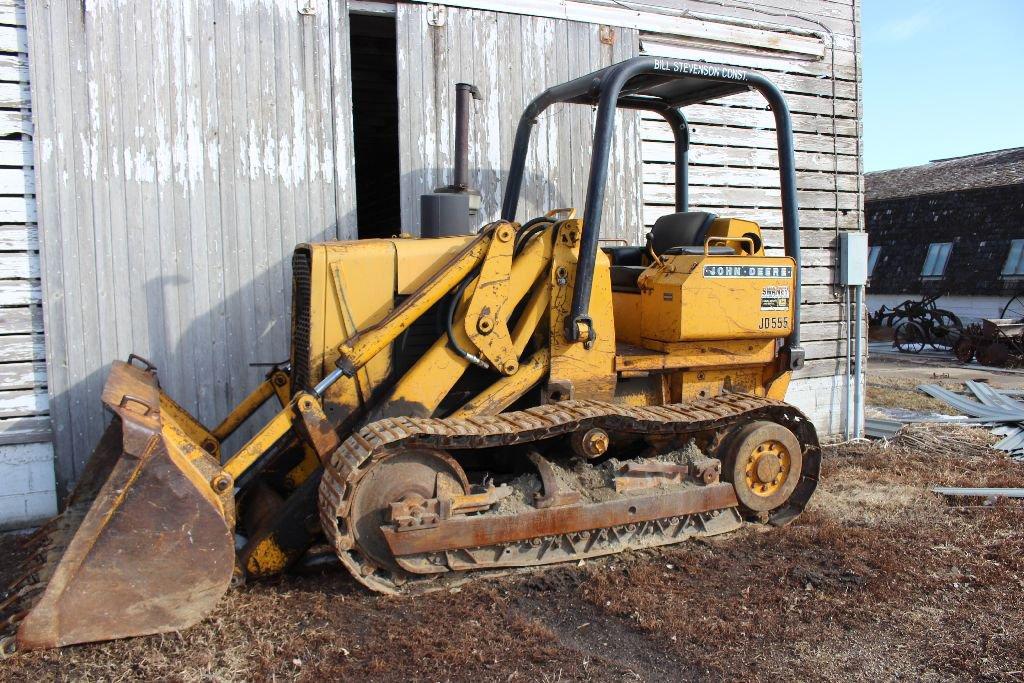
xmin=262 ymin=126 xmax=277 ymax=179
xmin=207 ymin=139 xmax=220 ymax=174
xmin=291 ymin=81 xmax=306 ymax=185
xmin=134 ymin=148 xmax=156 ymax=184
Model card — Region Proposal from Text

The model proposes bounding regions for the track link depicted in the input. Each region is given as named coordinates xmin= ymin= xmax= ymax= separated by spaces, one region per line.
xmin=318 ymin=394 xmax=820 ymax=594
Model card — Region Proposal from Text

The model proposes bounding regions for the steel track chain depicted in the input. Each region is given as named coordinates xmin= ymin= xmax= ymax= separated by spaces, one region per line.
xmin=318 ymin=393 xmax=820 ymax=594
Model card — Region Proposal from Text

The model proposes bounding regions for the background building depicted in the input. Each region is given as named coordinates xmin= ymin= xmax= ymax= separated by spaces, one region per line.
xmin=0 ymin=0 xmax=864 ymax=527
xmin=866 ymin=147 xmax=1024 ymax=323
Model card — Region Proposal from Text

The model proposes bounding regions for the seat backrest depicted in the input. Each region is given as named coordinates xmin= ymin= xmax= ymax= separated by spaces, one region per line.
xmin=601 ymin=245 xmax=645 ymax=266
xmin=649 ymin=211 xmax=718 ymax=255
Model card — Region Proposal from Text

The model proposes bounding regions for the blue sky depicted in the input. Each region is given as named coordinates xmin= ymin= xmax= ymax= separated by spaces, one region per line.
xmin=863 ymin=0 xmax=1024 ymax=171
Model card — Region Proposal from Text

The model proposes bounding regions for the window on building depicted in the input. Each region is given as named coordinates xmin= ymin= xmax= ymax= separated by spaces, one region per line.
xmin=867 ymin=245 xmax=881 ymax=276
xmin=1002 ymin=239 xmax=1024 ymax=277
xmin=921 ymin=242 xmax=953 ymax=278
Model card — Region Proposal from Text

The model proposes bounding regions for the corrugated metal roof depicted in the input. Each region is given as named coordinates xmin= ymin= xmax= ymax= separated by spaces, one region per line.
xmin=866 ymin=147 xmax=1024 ymax=201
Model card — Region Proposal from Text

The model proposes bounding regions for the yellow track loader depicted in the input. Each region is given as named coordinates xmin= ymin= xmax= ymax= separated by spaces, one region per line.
xmin=1 ymin=56 xmax=820 ymax=654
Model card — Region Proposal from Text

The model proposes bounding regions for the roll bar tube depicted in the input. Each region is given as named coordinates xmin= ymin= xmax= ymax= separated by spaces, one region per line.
xmin=499 ymin=57 xmax=803 ymax=366
xmin=662 ymin=108 xmax=689 ymax=213
xmin=618 ymin=97 xmax=688 ymax=212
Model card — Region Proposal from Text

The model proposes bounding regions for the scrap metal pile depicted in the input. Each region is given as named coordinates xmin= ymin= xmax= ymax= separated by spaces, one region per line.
xmin=879 ymin=420 xmax=1000 ymax=460
xmin=953 ymin=319 xmax=1024 ymax=368
xmin=865 ymin=395 xmax=1024 ymax=502
xmin=919 ymin=381 xmax=1024 ymax=460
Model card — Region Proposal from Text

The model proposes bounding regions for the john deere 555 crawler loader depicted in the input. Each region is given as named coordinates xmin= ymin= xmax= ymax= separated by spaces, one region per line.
xmin=1 ymin=56 xmax=820 ymax=654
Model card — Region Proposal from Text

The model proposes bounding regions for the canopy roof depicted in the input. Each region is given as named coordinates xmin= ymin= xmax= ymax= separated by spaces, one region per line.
xmin=556 ymin=63 xmax=751 ymax=110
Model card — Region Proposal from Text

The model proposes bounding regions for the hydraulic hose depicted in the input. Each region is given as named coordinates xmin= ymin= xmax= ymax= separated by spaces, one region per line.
xmin=450 ymin=217 xmax=554 ymax=370
xmin=513 ymin=216 xmax=554 ymax=257
xmin=446 ymin=267 xmax=488 ymax=369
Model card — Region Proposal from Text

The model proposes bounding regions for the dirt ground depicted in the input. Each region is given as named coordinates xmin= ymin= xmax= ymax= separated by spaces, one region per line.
xmin=2 ymin=436 xmax=1022 ymax=681
xmin=1 ymin=358 xmax=1023 ymax=681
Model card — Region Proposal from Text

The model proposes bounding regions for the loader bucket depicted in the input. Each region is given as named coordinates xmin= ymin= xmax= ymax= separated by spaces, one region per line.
xmin=0 ymin=360 xmax=236 ymax=654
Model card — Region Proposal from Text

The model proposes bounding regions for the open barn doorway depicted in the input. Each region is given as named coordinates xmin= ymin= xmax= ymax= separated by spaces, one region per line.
xmin=349 ymin=12 xmax=401 ymax=238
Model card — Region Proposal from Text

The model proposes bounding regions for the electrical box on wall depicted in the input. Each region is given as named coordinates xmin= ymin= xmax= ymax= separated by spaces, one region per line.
xmin=838 ymin=232 xmax=869 ymax=286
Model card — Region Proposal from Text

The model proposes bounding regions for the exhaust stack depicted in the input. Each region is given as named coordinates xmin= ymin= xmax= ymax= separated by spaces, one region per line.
xmin=421 ymin=82 xmax=482 ymax=237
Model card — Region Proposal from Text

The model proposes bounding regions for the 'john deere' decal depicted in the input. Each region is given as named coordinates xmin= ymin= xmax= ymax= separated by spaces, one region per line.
xmin=703 ymin=265 xmax=793 ymax=278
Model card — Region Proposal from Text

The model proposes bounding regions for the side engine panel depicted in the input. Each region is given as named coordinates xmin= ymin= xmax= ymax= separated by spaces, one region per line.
xmin=289 ymin=236 xmax=474 ymax=426
xmin=638 ymin=253 xmax=797 ymax=343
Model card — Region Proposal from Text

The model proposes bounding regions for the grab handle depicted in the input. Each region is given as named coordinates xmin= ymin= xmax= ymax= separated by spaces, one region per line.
xmin=704 ymin=236 xmax=756 ymax=256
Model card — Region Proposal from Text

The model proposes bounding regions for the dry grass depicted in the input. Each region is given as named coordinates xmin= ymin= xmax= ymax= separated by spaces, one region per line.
xmin=2 ymin=429 xmax=1023 ymax=682
xmin=865 ymin=377 xmax=967 ymax=413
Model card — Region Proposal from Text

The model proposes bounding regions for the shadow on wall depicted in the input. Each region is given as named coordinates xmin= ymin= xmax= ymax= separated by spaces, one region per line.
xmin=47 ymin=211 xmax=345 ymax=500
xmin=48 ymin=165 xmax=619 ymax=500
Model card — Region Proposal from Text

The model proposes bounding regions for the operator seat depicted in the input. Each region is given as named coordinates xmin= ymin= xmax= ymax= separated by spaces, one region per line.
xmin=649 ymin=211 xmax=719 ymax=255
xmin=607 ymin=211 xmax=722 ymax=292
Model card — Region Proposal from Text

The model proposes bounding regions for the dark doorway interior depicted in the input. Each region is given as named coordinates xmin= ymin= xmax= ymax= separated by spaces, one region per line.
xmin=349 ymin=13 xmax=401 ymax=238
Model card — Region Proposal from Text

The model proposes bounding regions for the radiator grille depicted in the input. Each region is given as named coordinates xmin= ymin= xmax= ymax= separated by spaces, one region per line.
xmin=290 ymin=248 xmax=313 ymax=394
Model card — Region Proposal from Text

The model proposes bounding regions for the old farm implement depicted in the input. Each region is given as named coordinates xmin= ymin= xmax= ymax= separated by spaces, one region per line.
xmin=953 ymin=291 xmax=1024 ymax=366
xmin=871 ymin=294 xmax=963 ymax=354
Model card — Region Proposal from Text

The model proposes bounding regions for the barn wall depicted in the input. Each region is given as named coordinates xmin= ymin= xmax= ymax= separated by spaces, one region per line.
xmin=395 ymin=4 xmax=643 ymax=240
xmin=26 ymin=0 xmax=358 ymax=497
xmin=0 ymin=0 xmax=55 ymax=528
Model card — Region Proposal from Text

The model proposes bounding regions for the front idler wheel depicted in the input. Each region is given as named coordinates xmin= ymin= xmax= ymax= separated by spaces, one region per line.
xmin=347 ymin=449 xmax=469 ymax=576
xmin=719 ymin=421 xmax=803 ymax=514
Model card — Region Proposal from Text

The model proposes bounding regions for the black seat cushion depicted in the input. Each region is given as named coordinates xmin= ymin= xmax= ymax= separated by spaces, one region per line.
xmin=602 ymin=245 xmax=645 ymax=266
xmin=609 ymin=265 xmax=646 ymax=293
xmin=649 ymin=211 xmax=718 ymax=255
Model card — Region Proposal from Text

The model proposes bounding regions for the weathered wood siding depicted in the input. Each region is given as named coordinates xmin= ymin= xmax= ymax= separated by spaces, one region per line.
xmin=395 ymin=4 xmax=643 ymax=241
xmin=0 ymin=0 xmax=56 ymax=528
xmin=27 ymin=0 xmax=358 ymax=495
xmin=0 ymin=0 xmax=46 ymax=446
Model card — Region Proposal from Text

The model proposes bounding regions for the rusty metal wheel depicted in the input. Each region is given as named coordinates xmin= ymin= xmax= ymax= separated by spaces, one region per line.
xmin=346 ymin=448 xmax=469 ymax=575
xmin=1001 ymin=292 xmax=1024 ymax=320
xmin=894 ymin=321 xmax=927 ymax=354
xmin=953 ymin=336 xmax=976 ymax=364
xmin=719 ymin=421 xmax=803 ymax=513
xmin=0 ymin=635 xmax=16 ymax=659
xmin=928 ymin=309 xmax=962 ymax=350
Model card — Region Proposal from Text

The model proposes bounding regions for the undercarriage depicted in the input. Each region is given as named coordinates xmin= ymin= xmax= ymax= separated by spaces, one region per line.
xmin=321 ymin=394 xmax=820 ymax=593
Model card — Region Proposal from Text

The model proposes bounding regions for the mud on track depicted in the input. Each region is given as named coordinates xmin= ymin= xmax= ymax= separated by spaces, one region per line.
xmin=2 ymin=429 xmax=1023 ymax=682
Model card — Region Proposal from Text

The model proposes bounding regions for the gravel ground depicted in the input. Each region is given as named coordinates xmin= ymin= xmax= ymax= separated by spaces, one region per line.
xmin=1 ymin=429 xmax=1023 ymax=681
